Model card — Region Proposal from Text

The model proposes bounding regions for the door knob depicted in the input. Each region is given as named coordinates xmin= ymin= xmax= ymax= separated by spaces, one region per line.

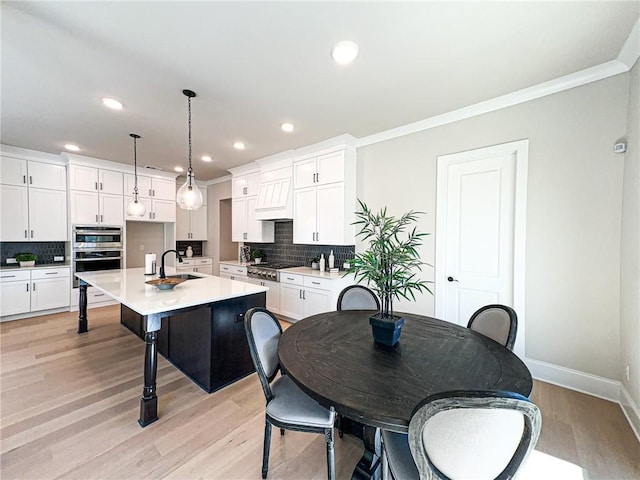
xmin=447 ymin=276 xmax=459 ymax=282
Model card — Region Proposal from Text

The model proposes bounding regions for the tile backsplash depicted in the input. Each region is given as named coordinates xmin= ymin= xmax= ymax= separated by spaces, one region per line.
xmin=246 ymin=221 xmax=354 ymax=269
xmin=176 ymin=241 xmax=203 ymax=256
xmin=0 ymin=242 xmax=66 ymax=265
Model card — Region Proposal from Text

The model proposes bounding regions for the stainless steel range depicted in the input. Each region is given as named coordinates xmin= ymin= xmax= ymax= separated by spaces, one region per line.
xmin=247 ymin=263 xmax=301 ymax=282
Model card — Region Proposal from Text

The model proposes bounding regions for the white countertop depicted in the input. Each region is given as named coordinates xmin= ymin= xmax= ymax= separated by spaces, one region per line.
xmin=219 ymin=259 xmax=253 ymax=266
xmin=1 ymin=263 xmax=70 ymax=271
xmin=75 ymin=267 xmax=268 ymax=316
xmin=281 ymin=266 xmax=350 ymax=279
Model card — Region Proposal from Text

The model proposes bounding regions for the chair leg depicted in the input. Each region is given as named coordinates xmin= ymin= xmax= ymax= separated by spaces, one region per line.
xmin=262 ymin=417 xmax=272 ymax=479
xmin=325 ymin=428 xmax=335 ymax=480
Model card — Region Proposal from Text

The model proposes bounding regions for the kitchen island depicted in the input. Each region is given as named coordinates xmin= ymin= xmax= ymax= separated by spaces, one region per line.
xmin=75 ymin=267 xmax=268 ymax=427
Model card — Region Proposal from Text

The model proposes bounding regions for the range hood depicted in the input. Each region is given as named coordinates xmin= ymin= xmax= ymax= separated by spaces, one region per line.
xmin=254 ymin=159 xmax=293 ymax=220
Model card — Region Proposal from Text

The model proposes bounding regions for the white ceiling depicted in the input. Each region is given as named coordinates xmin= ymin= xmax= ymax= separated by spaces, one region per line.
xmin=2 ymin=1 xmax=638 ymax=181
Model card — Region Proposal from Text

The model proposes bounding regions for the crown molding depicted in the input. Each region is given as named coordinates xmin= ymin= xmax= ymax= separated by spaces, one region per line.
xmin=357 ymin=60 xmax=629 ymax=148
xmin=618 ymin=18 xmax=640 ymax=69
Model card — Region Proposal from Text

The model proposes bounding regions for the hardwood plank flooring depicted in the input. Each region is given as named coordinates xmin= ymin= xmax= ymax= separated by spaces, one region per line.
xmin=1 ymin=305 xmax=638 ymax=479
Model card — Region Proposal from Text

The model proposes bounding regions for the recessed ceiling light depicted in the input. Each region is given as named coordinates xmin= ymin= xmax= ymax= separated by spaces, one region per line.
xmin=233 ymin=141 xmax=246 ymax=150
xmin=174 ymin=166 xmax=184 ymax=172
xmin=102 ymin=98 xmax=123 ymax=110
xmin=64 ymin=144 xmax=80 ymax=152
xmin=281 ymin=123 xmax=295 ymax=133
xmin=331 ymin=40 xmax=359 ymax=65
xmin=201 ymin=155 xmax=212 ymax=162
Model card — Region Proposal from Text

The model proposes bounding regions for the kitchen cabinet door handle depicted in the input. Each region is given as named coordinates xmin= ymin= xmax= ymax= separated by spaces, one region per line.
xmin=303 ymin=290 xmax=306 ymax=300
xmin=95 ymin=293 xmax=105 ymax=297
xmin=26 ymin=283 xmax=29 ymax=292
xmin=149 ymin=189 xmax=152 ymax=196
xmin=45 ymin=272 xmax=58 ymax=275
xmin=96 ymin=214 xmax=99 ymax=222
xmin=100 ymin=182 xmax=103 ymax=190
xmin=23 ymin=175 xmax=26 ymax=184
xmin=299 ymin=289 xmax=302 ymax=299
xmin=152 ymin=189 xmax=155 ymax=197
xmin=32 ymin=283 xmax=36 ymax=291
xmin=24 ymin=230 xmax=27 ymax=238
xmin=1 ymin=275 xmax=16 ymax=279
xmin=29 ymin=176 xmax=33 ymax=185
xmin=312 ymin=281 xmax=320 ymax=285
xmin=30 ymin=230 xmax=34 ymax=238
xmin=100 ymin=215 xmax=103 ymax=222
xmin=95 ymin=182 xmax=98 ymax=190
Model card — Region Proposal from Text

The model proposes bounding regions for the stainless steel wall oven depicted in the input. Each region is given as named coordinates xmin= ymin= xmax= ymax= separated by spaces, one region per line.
xmin=72 ymin=226 xmax=123 ymax=288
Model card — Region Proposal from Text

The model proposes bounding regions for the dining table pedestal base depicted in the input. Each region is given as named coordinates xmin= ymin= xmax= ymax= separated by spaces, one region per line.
xmin=352 ymin=425 xmax=381 ymax=480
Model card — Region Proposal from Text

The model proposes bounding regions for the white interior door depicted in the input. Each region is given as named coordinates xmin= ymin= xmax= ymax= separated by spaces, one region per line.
xmin=435 ymin=140 xmax=528 ymax=357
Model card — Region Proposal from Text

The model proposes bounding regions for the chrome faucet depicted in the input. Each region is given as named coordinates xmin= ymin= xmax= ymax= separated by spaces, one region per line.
xmin=159 ymin=249 xmax=183 ymax=279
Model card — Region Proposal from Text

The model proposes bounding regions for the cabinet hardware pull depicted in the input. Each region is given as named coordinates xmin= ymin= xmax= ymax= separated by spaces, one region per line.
xmin=30 ymin=230 xmax=34 ymax=238
xmin=2 ymin=275 xmax=16 ymax=278
xmin=24 ymin=230 xmax=28 ymax=238
xmin=96 ymin=214 xmax=99 ymax=222
xmin=95 ymin=293 xmax=104 ymax=297
xmin=312 ymin=281 xmax=320 ymax=285
xmin=100 ymin=215 xmax=103 ymax=222
xmin=26 ymin=283 xmax=29 ymax=292
xmin=23 ymin=175 xmax=26 ymax=184
xmin=149 ymin=189 xmax=152 ymax=196
xmin=95 ymin=182 xmax=98 ymax=190
xmin=299 ymin=289 xmax=302 ymax=299
xmin=29 ymin=176 xmax=33 ymax=184
xmin=100 ymin=182 xmax=103 ymax=190
xmin=32 ymin=283 xmax=36 ymax=291
xmin=45 ymin=272 xmax=58 ymax=275
xmin=152 ymin=189 xmax=155 ymax=196
xmin=316 ymin=173 xmax=319 ymax=183
xmin=303 ymin=290 xmax=306 ymax=300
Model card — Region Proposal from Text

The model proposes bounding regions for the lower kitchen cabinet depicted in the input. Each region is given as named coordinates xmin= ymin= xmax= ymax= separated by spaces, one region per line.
xmin=248 ymin=278 xmax=279 ymax=313
xmin=0 ymin=267 xmax=70 ymax=319
xmin=176 ymin=257 xmax=213 ymax=275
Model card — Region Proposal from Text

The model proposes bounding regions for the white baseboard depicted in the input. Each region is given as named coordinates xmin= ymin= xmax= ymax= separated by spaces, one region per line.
xmin=525 ymin=358 xmax=621 ymax=403
xmin=620 ymin=386 xmax=640 ymax=442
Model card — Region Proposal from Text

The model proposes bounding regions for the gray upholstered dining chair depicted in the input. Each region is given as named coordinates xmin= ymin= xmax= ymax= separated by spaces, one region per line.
xmin=337 ymin=284 xmax=381 ymax=311
xmin=244 ymin=307 xmax=336 ymax=480
xmin=382 ymin=390 xmax=541 ymax=480
xmin=467 ymin=304 xmax=518 ymax=351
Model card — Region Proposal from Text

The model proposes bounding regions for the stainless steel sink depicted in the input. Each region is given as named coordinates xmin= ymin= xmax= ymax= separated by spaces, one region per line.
xmin=166 ymin=274 xmax=201 ymax=281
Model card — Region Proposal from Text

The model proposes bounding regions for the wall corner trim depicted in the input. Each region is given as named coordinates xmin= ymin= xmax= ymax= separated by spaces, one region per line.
xmin=620 ymin=386 xmax=640 ymax=443
xmin=356 ymin=60 xmax=629 ymax=148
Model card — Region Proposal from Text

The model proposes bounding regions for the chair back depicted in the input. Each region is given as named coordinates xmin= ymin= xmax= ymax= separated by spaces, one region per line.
xmin=245 ymin=307 xmax=283 ymax=402
xmin=408 ymin=390 xmax=541 ymax=480
xmin=467 ymin=304 xmax=518 ymax=350
xmin=337 ymin=285 xmax=380 ymax=311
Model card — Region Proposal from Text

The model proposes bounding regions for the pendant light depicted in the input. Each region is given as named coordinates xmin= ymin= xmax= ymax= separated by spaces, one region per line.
xmin=126 ymin=133 xmax=147 ymax=217
xmin=176 ymin=89 xmax=203 ymax=210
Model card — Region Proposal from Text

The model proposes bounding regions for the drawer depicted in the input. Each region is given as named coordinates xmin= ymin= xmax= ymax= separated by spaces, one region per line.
xmin=220 ymin=264 xmax=234 ymax=273
xmin=88 ymin=288 xmax=110 ymax=304
xmin=232 ymin=266 xmax=247 ymax=276
xmin=196 ymin=258 xmax=213 ymax=266
xmin=31 ymin=267 xmax=70 ymax=280
xmin=0 ymin=270 xmax=30 ymax=282
xmin=180 ymin=259 xmax=196 ymax=267
xmin=280 ymin=272 xmax=303 ymax=286
xmin=304 ymin=275 xmax=333 ymax=291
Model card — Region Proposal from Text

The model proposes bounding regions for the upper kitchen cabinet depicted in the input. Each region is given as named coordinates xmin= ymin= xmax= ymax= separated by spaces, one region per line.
xmin=292 ymin=144 xmax=356 ymax=245
xmin=229 ymin=163 xmax=274 ymax=243
xmin=0 ymin=152 xmax=67 ymax=241
xmin=125 ymin=174 xmax=175 ymax=201
xmin=69 ymin=164 xmax=123 ymax=194
xmin=176 ymin=187 xmax=207 ymax=240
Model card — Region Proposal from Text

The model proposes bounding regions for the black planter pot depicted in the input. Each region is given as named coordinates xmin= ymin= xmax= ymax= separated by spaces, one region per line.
xmin=369 ymin=313 xmax=405 ymax=347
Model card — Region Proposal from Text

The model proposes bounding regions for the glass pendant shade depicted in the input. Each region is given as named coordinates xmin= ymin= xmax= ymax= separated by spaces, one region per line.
xmin=126 ymin=133 xmax=146 ymax=217
xmin=176 ymin=173 xmax=203 ymax=210
xmin=176 ymin=89 xmax=203 ymax=211
xmin=127 ymin=196 xmax=146 ymax=217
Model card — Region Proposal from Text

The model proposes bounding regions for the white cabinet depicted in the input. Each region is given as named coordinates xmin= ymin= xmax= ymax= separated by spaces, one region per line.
xmin=176 ymin=257 xmax=213 ymax=275
xmin=70 ymin=191 xmax=124 ymax=226
xmin=0 ymin=268 xmax=70 ymax=318
xmin=176 ymin=189 xmax=207 ymax=240
xmin=249 ymin=278 xmax=279 ymax=313
xmin=0 ymin=270 xmax=31 ymax=317
xmin=219 ymin=263 xmax=249 ymax=281
xmin=231 ymin=169 xmax=274 ymax=243
xmin=279 ymin=269 xmax=353 ymax=322
xmin=31 ymin=268 xmax=71 ymax=312
xmin=124 ymin=196 xmax=176 ymax=223
xmin=69 ymin=165 xmax=123 ymax=194
xmin=232 ymin=196 xmax=274 ymax=243
xmin=69 ymin=165 xmax=124 ymax=226
xmin=292 ymin=147 xmax=356 ymax=245
xmin=0 ymin=156 xmax=67 ymax=241
xmin=125 ymin=174 xmax=175 ymax=201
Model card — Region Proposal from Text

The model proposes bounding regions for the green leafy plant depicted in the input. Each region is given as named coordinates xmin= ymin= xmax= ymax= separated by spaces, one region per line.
xmin=251 ymin=249 xmax=264 ymax=259
xmin=16 ymin=253 xmax=37 ymax=262
xmin=347 ymin=199 xmax=432 ymax=319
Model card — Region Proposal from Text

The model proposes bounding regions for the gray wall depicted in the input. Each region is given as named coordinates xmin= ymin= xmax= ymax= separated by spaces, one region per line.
xmin=357 ymin=73 xmax=629 ymax=380
xmin=206 ymin=180 xmax=235 ymax=276
xmin=125 ymin=221 xmax=165 ymax=268
xmin=620 ymin=61 xmax=639 ymax=408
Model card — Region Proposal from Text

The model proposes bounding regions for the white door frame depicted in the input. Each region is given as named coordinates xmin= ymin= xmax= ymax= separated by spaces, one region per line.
xmin=434 ymin=139 xmax=529 ymax=357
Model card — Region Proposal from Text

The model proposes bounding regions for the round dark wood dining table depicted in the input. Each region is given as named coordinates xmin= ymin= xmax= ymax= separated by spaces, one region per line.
xmin=278 ymin=310 xmax=533 ymax=479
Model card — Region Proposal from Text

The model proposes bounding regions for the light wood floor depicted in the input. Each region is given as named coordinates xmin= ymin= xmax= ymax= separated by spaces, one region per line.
xmin=1 ymin=305 xmax=638 ymax=480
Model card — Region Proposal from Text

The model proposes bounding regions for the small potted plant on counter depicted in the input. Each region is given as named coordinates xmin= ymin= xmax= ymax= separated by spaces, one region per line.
xmin=16 ymin=253 xmax=37 ymax=267
xmin=251 ymin=249 xmax=264 ymax=265
xmin=346 ymin=199 xmax=432 ymax=346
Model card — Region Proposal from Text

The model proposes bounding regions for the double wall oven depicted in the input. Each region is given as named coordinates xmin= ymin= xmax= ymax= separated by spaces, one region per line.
xmin=72 ymin=226 xmax=123 ymax=288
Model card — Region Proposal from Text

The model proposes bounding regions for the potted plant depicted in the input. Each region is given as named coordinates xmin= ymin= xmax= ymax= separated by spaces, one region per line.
xmin=311 ymin=256 xmax=320 ymax=270
xmin=346 ymin=199 xmax=432 ymax=346
xmin=16 ymin=253 xmax=37 ymax=267
xmin=251 ymin=249 xmax=264 ymax=265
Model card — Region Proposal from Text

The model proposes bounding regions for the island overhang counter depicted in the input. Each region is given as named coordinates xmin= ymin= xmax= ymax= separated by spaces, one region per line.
xmin=75 ymin=267 xmax=268 ymax=427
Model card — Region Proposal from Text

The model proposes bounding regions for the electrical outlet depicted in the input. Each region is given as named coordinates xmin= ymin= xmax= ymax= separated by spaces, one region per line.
xmin=626 ymin=365 xmax=630 ymax=382
xmin=54 ymin=256 xmax=64 ymax=262
xmin=139 ymin=244 xmax=144 ymax=251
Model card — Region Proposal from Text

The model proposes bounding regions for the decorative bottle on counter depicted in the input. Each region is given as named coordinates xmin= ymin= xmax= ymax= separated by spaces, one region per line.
xmin=319 ymin=253 xmax=325 ymax=272
xmin=328 ymin=250 xmax=335 ymax=269
xmin=186 ymin=246 xmax=194 ymax=257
